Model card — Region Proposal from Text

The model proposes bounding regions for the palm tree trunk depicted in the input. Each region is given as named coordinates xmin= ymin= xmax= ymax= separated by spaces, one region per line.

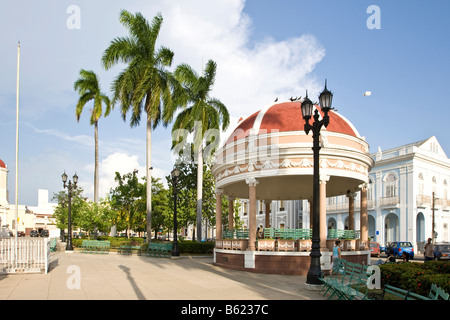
xmin=94 ymin=121 xmax=99 ymax=203
xmin=94 ymin=121 xmax=99 ymax=240
xmin=146 ymin=114 xmax=152 ymax=243
xmin=196 ymin=140 xmax=203 ymax=243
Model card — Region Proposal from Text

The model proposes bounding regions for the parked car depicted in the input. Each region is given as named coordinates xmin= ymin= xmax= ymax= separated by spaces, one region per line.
xmin=40 ymin=229 xmax=49 ymax=237
xmin=385 ymin=241 xmax=414 ymax=260
xmin=17 ymin=231 xmax=25 ymax=237
xmin=433 ymin=243 xmax=450 ymax=261
xmin=370 ymin=241 xmax=381 ymax=257
xmin=30 ymin=230 xmax=39 ymax=237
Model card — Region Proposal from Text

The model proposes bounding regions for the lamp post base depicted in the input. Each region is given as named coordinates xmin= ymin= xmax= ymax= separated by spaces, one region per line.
xmin=305 ymin=283 xmax=323 ymax=291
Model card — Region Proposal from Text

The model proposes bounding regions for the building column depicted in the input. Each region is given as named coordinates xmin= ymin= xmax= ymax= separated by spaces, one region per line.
xmin=246 ymin=177 xmax=259 ymax=251
xmin=347 ymin=191 xmax=356 ymax=231
xmin=228 ymin=197 xmax=234 ymax=230
xmin=215 ymin=189 xmax=223 ymax=240
xmin=320 ymin=176 xmax=329 ymax=250
xmin=360 ymin=184 xmax=368 ymax=250
xmin=264 ymin=200 xmax=271 ymax=228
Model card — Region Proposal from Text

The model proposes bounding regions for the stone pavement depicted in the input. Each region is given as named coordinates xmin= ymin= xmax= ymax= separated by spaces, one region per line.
xmin=0 ymin=251 xmax=326 ymax=300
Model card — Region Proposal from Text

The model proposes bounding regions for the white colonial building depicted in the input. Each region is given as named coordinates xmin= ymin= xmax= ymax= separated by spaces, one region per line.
xmin=0 ymin=158 xmax=58 ymax=236
xmin=237 ymin=136 xmax=450 ymax=251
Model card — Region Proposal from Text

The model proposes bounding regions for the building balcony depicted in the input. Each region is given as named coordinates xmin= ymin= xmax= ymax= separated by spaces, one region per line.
xmin=379 ymin=196 xmax=399 ymax=208
xmin=416 ymin=195 xmax=449 ymax=209
xmin=326 ymin=199 xmax=375 ymax=213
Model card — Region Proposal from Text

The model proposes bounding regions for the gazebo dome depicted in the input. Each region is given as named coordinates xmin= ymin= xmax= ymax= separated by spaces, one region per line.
xmin=0 ymin=159 xmax=6 ymax=169
xmin=226 ymin=101 xmax=360 ymax=144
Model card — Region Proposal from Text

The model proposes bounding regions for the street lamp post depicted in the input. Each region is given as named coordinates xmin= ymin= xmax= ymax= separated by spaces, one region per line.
xmin=301 ymin=80 xmax=333 ymax=285
xmin=171 ymin=168 xmax=180 ymax=257
xmin=62 ymin=171 xmax=78 ymax=251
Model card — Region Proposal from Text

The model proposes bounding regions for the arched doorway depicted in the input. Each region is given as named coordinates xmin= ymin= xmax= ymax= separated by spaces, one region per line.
xmin=327 ymin=217 xmax=337 ymax=237
xmin=416 ymin=212 xmax=425 ymax=243
xmin=385 ymin=212 xmax=398 ymax=243
xmin=368 ymin=215 xmax=376 ymax=240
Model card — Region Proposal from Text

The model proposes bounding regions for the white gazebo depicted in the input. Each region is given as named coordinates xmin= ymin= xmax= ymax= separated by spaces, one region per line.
xmin=212 ymin=100 xmax=374 ymax=275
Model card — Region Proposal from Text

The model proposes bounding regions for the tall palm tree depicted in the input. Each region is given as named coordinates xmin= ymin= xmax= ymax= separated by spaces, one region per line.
xmin=102 ymin=10 xmax=182 ymax=242
xmin=172 ymin=59 xmax=230 ymax=242
xmin=74 ymin=69 xmax=111 ymax=204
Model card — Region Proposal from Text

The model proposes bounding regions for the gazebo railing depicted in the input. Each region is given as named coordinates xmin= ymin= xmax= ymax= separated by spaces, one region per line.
xmin=327 ymin=229 xmax=359 ymax=240
xmin=223 ymin=228 xmax=314 ymax=240
xmin=265 ymin=228 xmax=312 ymax=240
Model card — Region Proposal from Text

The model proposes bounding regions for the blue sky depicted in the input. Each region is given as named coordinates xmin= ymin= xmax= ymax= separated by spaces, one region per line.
xmin=0 ymin=0 xmax=449 ymax=206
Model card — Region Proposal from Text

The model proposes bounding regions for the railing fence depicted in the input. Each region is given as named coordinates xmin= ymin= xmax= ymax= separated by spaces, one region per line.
xmin=0 ymin=237 xmax=51 ymax=274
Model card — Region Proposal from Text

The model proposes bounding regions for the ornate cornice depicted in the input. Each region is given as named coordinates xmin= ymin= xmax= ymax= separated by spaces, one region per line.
xmin=216 ymin=158 xmax=369 ymax=181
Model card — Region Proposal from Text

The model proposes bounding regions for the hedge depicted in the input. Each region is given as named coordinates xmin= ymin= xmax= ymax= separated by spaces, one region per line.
xmin=71 ymin=237 xmax=215 ymax=254
xmin=71 ymin=236 xmax=144 ymax=249
xmin=380 ymin=261 xmax=450 ymax=296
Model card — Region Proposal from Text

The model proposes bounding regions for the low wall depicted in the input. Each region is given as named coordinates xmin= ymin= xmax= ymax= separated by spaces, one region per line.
xmin=213 ymin=249 xmax=370 ymax=276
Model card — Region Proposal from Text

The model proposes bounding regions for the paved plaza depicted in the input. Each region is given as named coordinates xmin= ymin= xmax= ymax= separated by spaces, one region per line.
xmin=0 ymin=251 xmax=326 ymax=300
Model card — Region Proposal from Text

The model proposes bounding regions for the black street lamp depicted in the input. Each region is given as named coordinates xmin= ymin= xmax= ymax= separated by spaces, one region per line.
xmin=62 ymin=171 xmax=78 ymax=251
xmin=301 ymin=80 xmax=333 ymax=285
xmin=171 ymin=168 xmax=181 ymax=257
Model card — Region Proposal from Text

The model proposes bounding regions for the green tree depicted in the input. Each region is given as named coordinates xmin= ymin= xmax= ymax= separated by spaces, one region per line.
xmin=102 ymin=10 xmax=183 ymax=242
xmin=109 ymin=170 xmax=145 ymax=238
xmin=75 ymin=199 xmax=116 ymax=237
xmin=170 ymin=143 xmax=229 ymax=240
xmin=74 ymin=69 xmax=111 ymax=204
xmin=150 ymin=176 xmax=171 ymax=240
xmin=52 ymin=187 xmax=86 ymax=239
xmin=172 ymin=59 xmax=230 ymax=242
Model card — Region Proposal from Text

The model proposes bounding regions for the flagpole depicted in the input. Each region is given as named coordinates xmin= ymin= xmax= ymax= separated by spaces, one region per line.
xmin=15 ymin=41 xmax=20 ymax=268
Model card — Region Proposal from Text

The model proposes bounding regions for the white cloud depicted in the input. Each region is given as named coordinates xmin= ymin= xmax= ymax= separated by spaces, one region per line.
xmin=80 ymin=152 xmax=170 ymax=201
xmin=80 ymin=152 xmax=144 ymax=200
xmin=138 ymin=0 xmax=326 ymax=120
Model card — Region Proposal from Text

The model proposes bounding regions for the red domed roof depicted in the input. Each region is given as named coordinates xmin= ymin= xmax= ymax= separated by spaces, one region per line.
xmin=226 ymin=101 xmax=359 ymax=144
xmin=0 ymin=159 xmax=6 ymax=169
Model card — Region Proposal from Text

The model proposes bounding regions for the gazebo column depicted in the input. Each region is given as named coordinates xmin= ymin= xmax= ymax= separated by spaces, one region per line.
xmin=246 ymin=177 xmax=259 ymax=251
xmin=320 ymin=176 xmax=329 ymax=250
xmin=215 ymin=189 xmax=223 ymax=240
xmin=228 ymin=197 xmax=235 ymax=230
xmin=360 ymin=184 xmax=369 ymax=250
xmin=347 ymin=191 xmax=356 ymax=231
xmin=264 ymin=200 xmax=271 ymax=228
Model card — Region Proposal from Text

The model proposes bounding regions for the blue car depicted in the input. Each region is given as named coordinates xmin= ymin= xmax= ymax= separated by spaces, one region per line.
xmin=385 ymin=241 xmax=414 ymax=260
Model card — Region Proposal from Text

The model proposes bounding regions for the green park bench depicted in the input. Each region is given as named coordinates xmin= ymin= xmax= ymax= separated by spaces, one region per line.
xmin=81 ymin=240 xmax=110 ymax=254
xmin=378 ymin=283 xmax=449 ymax=300
xmin=118 ymin=245 xmax=142 ymax=255
xmin=49 ymin=238 xmax=57 ymax=252
xmin=141 ymin=242 xmax=172 ymax=258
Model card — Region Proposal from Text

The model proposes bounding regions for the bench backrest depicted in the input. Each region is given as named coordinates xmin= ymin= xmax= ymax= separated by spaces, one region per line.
xmin=428 ymin=283 xmax=450 ymax=300
xmin=383 ymin=285 xmax=410 ymax=300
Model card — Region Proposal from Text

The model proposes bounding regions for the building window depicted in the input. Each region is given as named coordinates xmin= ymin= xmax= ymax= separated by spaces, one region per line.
xmin=385 ymin=174 xmax=397 ymax=198
xmin=279 ymin=200 xmax=285 ymax=211
xmin=368 ymin=179 xmax=374 ymax=201
xmin=243 ymin=202 xmax=248 ymax=216
xmin=419 ymin=173 xmax=425 ymax=195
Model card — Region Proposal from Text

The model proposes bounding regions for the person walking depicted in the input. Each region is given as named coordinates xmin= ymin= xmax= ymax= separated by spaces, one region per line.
xmin=424 ymin=238 xmax=434 ymax=262
xmin=333 ymin=240 xmax=342 ymax=261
